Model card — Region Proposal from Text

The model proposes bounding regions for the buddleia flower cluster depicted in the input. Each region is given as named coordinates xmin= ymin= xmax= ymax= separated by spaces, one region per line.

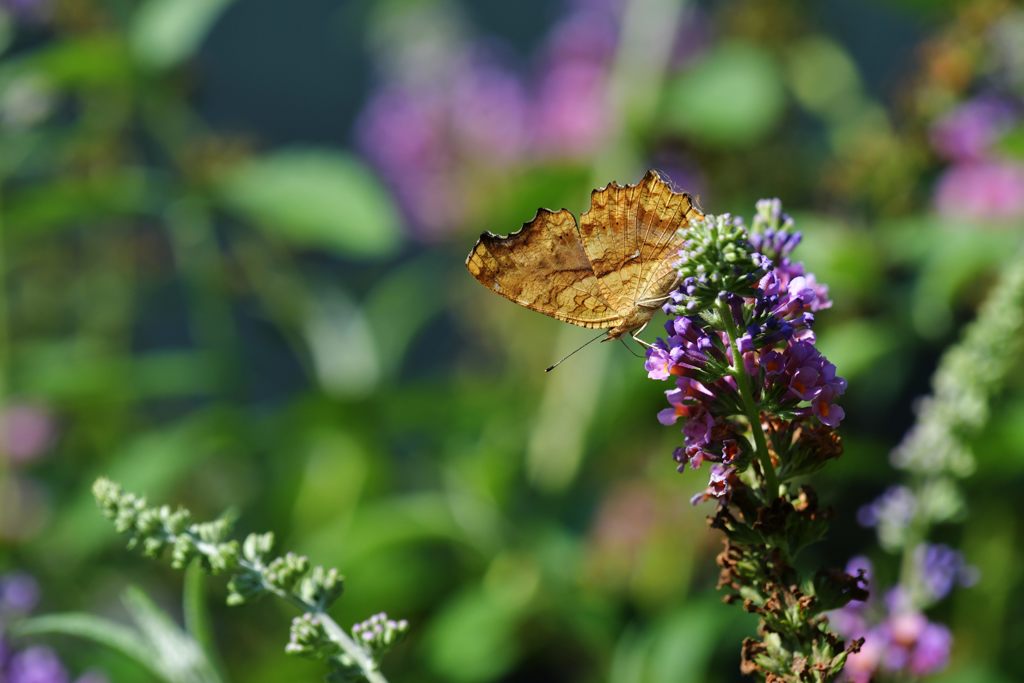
xmin=92 ymin=478 xmax=407 ymax=683
xmin=830 ymin=247 xmax=1024 ymax=682
xmin=646 ymin=200 xmax=862 ymax=682
xmin=829 ymin=552 xmax=970 ymax=682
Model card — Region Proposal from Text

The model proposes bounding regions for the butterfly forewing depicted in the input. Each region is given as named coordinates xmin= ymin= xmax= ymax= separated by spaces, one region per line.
xmin=465 ymin=208 xmax=624 ymax=329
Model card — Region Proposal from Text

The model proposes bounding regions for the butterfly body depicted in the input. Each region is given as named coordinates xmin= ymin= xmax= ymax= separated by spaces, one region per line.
xmin=465 ymin=170 xmax=702 ymax=340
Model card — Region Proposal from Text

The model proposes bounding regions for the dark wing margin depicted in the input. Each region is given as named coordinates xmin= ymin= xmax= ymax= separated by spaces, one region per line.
xmin=465 ymin=208 xmax=624 ymax=329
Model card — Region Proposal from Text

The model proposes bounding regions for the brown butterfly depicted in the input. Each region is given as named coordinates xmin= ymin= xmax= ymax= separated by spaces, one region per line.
xmin=465 ymin=170 xmax=703 ymax=345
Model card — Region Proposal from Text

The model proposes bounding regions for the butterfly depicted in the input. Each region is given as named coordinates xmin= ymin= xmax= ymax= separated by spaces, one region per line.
xmin=465 ymin=170 xmax=703 ymax=344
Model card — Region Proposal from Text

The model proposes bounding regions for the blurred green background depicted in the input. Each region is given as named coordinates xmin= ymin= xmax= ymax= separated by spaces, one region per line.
xmin=2 ymin=0 xmax=1023 ymax=681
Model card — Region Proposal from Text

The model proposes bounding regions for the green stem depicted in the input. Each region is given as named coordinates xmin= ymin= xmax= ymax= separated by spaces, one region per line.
xmin=718 ymin=299 xmax=779 ymax=498
xmin=896 ymin=473 xmax=934 ymax=610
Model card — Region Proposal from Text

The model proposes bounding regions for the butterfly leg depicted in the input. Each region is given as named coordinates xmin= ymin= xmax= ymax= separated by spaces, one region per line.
xmin=630 ymin=322 xmax=655 ymax=349
xmin=637 ymin=294 xmax=674 ymax=307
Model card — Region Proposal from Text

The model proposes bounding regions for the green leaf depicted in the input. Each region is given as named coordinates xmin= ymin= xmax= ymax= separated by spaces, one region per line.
xmin=816 ymin=320 xmax=898 ymax=381
xmin=662 ymin=42 xmax=786 ymax=147
xmin=0 ymin=36 xmax=133 ymax=88
xmin=609 ymin=626 xmax=650 ymax=683
xmin=647 ymin=600 xmax=734 ymax=683
xmin=131 ymin=0 xmax=235 ymax=70
xmin=183 ymin=563 xmax=226 ymax=680
xmin=10 ymin=613 xmax=166 ymax=681
xmin=304 ymin=287 xmax=380 ymax=397
xmin=608 ymin=599 xmax=739 ymax=683
xmin=423 ymin=584 xmax=524 ymax=683
xmin=786 ymin=37 xmax=862 ymax=119
xmin=216 ymin=149 xmax=403 ymax=258
xmin=123 ymin=586 xmax=224 ymax=683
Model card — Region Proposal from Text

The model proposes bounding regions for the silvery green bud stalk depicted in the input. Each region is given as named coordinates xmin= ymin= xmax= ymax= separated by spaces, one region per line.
xmin=92 ymin=478 xmax=404 ymax=683
xmin=835 ymin=247 xmax=1024 ymax=682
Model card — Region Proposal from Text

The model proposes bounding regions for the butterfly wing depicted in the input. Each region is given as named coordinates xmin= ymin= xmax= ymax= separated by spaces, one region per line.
xmin=466 ymin=208 xmax=624 ymax=329
xmin=579 ymin=170 xmax=702 ymax=329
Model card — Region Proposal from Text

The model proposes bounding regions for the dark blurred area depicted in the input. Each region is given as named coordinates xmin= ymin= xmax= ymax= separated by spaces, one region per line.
xmin=1 ymin=0 xmax=1023 ymax=681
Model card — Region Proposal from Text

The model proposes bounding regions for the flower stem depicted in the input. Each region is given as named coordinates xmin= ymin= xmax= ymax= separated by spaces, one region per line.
xmin=895 ymin=473 xmax=932 ymax=609
xmin=320 ymin=613 xmax=387 ymax=683
xmin=718 ymin=299 xmax=779 ymax=498
xmin=190 ymin=537 xmax=389 ymax=683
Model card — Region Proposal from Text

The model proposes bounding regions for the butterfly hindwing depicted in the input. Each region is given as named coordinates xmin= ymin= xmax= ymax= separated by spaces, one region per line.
xmin=466 ymin=208 xmax=623 ymax=329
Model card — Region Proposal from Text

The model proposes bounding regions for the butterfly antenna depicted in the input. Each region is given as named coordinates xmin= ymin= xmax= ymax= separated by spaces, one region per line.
xmin=618 ymin=336 xmax=643 ymax=358
xmin=545 ymin=331 xmax=608 ymax=373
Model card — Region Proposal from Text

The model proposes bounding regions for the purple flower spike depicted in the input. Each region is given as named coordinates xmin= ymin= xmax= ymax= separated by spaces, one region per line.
xmin=0 ymin=572 xmax=40 ymax=614
xmin=682 ymin=409 xmax=714 ymax=447
xmin=671 ymin=446 xmax=688 ymax=472
xmin=760 ymin=350 xmax=785 ymax=376
xmin=934 ymin=161 xmax=1024 ymax=220
xmin=450 ymin=56 xmax=529 ymax=164
xmin=645 ymin=344 xmax=675 ymax=380
xmin=908 ymin=622 xmax=952 ymax=676
xmin=930 ymin=97 xmax=1016 ymax=162
xmin=843 ymin=631 xmax=884 ymax=683
xmin=789 ymin=366 xmax=821 ymax=401
xmin=646 ymin=199 xmax=856 ymax=678
xmin=686 ymin=445 xmax=707 ymax=470
xmin=915 ymin=544 xmax=978 ymax=603
xmin=1 ymin=404 xmax=56 ymax=465
xmin=651 ymin=200 xmax=846 ymax=484
xmin=533 ymin=60 xmax=609 ymax=159
xmin=812 ymin=392 xmax=845 ymax=428
xmin=689 ymin=464 xmax=734 ymax=505
xmin=830 ymin=551 xmax=960 ymax=683
xmin=7 ymin=646 xmax=70 ymax=683
xmin=857 ymin=485 xmax=916 ymax=529
xmin=845 ymin=556 xmax=873 ymax=586
xmin=657 ymin=388 xmax=685 ymax=426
